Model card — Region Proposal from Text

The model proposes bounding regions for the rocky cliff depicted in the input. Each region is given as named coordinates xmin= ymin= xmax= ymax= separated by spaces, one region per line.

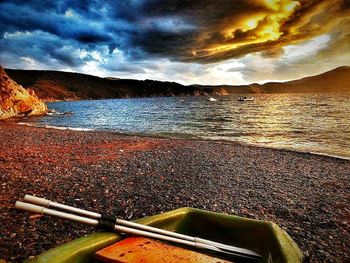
xmin=0 ymin=66 xmax=47 ymax=120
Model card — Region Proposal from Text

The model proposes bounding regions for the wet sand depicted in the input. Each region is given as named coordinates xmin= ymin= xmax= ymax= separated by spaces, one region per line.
xmin=0 ymin=123 xmax=349 ymax=262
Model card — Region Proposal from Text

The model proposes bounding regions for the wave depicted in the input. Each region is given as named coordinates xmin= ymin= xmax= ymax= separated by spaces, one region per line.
xmin=45 ymin=125 xmax=95 ymax=131
xmin=17 ymin=122 xmax=94 ymax=132
xmin=47 ymin=109 xmax=73 ymax=116
xmin=17 ymin=122 xmax=35 ymax=127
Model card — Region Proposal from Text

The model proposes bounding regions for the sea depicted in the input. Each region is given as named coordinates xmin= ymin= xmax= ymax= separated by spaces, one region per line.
xmin=18 ymin=93 xmax=350 ymax=159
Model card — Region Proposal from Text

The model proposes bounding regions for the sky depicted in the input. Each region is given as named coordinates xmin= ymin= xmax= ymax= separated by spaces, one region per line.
xmin=0 ymin=0 xmax=349 ymax=85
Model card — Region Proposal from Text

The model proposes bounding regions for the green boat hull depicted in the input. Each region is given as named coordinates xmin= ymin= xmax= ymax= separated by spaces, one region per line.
xmin=27 ymin=207 xmax=304 ymax=263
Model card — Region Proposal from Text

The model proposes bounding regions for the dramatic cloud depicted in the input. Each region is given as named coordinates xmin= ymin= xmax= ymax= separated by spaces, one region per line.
xmin=0 ymin=0 xmax=349 ymax=84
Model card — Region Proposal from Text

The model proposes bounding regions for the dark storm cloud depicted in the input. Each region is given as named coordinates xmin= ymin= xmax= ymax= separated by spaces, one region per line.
xmin=2 ymin=32 xmax=66 ymax=65
xmin=0 ymin=2 xmax=113 ymax=43
xmin=0 ymin=0 xmax=349 ymax=68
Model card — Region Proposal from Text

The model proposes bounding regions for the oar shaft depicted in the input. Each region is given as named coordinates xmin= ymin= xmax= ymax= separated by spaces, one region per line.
xmin=24 ymin=195 xmax=197 ymax=242
xmin=115 ymin=218 xmax=194 ymax=241
xmin=15 ymin=202 xmax=197 ymax=247
xmin=16 ymin=202 xmax=193 ymax=246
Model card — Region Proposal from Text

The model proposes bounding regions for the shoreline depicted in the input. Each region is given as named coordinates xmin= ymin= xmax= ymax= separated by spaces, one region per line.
xmin=1 ymin=123 xmax=349 ymax=262
xmin=15 ymin=121 xmax=350 ymax=161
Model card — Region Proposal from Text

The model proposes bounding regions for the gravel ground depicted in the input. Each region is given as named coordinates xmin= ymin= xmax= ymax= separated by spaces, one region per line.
xmin=0 ymin=123 xmax=349 ymax=262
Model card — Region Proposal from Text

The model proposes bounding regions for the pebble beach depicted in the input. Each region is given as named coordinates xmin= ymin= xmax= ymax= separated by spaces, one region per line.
xmin=0 ymin=123 xmax=349 ymax=262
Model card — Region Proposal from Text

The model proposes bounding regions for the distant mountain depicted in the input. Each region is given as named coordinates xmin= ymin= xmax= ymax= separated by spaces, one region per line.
xmin=250 ymin=66 xmax=350 ymax=93
xmin=4 ymin=66 xmax=350 ymax=101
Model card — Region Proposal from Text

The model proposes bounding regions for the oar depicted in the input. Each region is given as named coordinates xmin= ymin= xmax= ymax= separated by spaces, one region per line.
xmin=15 ymin=201 xmax=261 ymax=262
xmin=23 ymin=194 xmax=260 ymax=259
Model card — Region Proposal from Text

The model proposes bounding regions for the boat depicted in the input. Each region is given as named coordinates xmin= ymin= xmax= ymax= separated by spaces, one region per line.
xmin=26 ymin=207 xmax=304 ymax=263
xmin=238 ymin=97 xmax=254 ymax=101
xmin=207 ymin=97 xmax=217 ymax=102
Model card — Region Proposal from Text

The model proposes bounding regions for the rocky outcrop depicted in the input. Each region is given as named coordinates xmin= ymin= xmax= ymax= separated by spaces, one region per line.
xmin=0 ymin=66 xmax=47 ymax=120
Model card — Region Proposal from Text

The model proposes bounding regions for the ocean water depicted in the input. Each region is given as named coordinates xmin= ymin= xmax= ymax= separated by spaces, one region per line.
xmin=18 ymin=93 xmax=350 ymax=159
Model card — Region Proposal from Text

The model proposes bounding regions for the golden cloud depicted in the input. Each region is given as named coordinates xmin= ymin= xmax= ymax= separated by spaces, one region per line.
xmin=187 ymin=0 xmax=350 ymax=62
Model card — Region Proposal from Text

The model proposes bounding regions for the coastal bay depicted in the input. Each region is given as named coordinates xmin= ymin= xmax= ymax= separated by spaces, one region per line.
xmin=1 ymin=1 xmax=350 ymax=262
xmin=0 ymin=123 xmax=349 ymax=262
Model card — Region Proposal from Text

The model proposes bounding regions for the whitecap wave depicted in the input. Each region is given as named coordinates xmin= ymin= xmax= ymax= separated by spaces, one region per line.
xmin=47 ymin=109 xmax=73 ymax=116
xmin=17 ymin=122 xmax=94 ymax=132
xmin=44 ymin=125 xmax=95 ymax=131
xmin=17 ymin=122 xmax=35 ymax=127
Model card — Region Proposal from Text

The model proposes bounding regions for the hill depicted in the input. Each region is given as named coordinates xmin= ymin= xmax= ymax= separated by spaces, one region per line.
xmin=252 ymin=66 xmax=350 ymax=93
xmin=4 ymin=69 xmax=222 ymax=101
xmin=4 ymin=66 xmax=350 ymax=101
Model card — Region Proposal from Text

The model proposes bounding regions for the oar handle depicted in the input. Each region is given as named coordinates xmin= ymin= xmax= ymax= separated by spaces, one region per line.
xmin=24 ymin=195 xmax=101 ymax=219
xmin=24 ymin=195 xmax=50 ymax=206
xmin=15 ymin=201 xmax=98 ymax=226
xmin=15 ymin=201 xmax=45 ymax=214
